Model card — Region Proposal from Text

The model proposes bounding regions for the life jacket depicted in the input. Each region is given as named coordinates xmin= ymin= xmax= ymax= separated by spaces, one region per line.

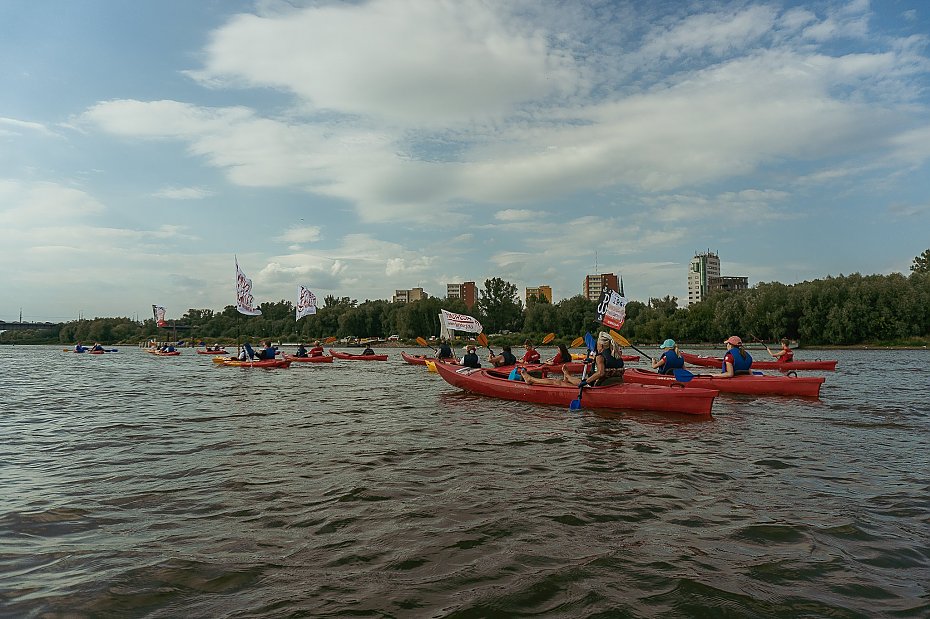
xmin=500 ymin=350 xmax=517 ymax=365
xmin=723 ymin=348 xmax=753 ymax=374
xmin=522 ymin=349 xmax=540 ymax=363
xmin=778 ymin=348 xmax=794 ymax=363
xmin=659 ymin=350 xmax=684 ymax=374
xmin=438 ymin=344 xmax=453 ymax=358
xmin=462 ymin=352 xmax=481 ymax=368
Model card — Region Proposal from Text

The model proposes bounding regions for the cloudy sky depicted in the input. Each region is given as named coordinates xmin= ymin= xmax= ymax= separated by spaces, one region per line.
xmin=2 ymin=0 xmax=929 ymax=322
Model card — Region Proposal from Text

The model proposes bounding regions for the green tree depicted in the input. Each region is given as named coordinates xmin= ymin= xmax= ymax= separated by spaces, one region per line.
xmin=477 ymin=277 xmax=523 ymax=333
xmin=911 ymin=249 xmax=930 ymax=274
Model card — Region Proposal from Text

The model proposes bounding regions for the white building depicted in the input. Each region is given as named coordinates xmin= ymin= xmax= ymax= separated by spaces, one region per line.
xmin=688 ymin=252 xmax=720 ymax=306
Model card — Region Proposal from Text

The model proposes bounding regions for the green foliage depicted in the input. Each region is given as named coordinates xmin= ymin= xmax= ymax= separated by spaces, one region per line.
xmin=911 ymin=249 xmax=930 ymax=274
xmin=477 ymin=277 xmax=524 ymax=334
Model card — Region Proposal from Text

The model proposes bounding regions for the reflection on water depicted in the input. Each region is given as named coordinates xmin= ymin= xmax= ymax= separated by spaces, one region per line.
xmin=1 ymin=346 xmax=928 ymax=617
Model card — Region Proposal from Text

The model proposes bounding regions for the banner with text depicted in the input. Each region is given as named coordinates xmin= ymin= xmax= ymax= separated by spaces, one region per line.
xmin=439 ymin=309 xmax=483 ymax=334
xmin=152 ymin=305 xmax=167 ymax=327
xmin=235 ymin=259 xmax=262 ymax=316
xmin=296 ymin=285 xmax=317 ymax=320
xmin=595 ymin=288 xmax=627 ymax=330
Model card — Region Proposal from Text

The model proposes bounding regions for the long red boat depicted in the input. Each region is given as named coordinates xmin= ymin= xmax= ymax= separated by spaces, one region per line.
xmin=680 ymin=351 xmax=837 ymax=371
xmin=623 ymin=368 xmax=825 ymax=398
xmin=197 ymin=349 xmax=226 ymax=355
xmin=329 ymin=349 xmax=389 ymax=361
xmin=401 ymin=351 xmax=435 ymax=365
xmin=212 ymin=357 xmax=291 ymax=368
xmin=434 ymin=362 xmax=717 ymax=416
xmin=283 ymin=354 xmax=334 ymax=363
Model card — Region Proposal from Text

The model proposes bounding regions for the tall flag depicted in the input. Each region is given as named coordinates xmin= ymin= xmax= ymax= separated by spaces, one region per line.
xmin=152 ymin=305 xmax=167 ymax=327
xmin=439 ymin=309 xmax=483 ymax=336
xmin=595 ymin=288 xmax=627 ymax=330
xmin=235 ymin=258 xmax=262 ymax=316
xmin=296 ymin=285 xmax=317 ymax=320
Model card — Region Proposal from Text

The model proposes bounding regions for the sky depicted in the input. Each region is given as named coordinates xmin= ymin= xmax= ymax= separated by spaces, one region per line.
xmin=2 ymin=0 xmax=930 ymax=323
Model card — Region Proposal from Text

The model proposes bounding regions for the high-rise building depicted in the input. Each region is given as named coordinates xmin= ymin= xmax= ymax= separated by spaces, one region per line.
xmin=393 ymin=287 xmax=428 ymax=304
xmin=446 ymin=282 xmax=477 ymax=309
xmin=525 ymin=285 xmax=552 ymax=304
xmin=583 ymin=273 xmax=619 ymax=302
xmin=688 ymin=252 xmax=721 ymax=305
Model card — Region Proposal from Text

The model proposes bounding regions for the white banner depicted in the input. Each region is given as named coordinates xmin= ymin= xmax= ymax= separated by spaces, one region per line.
xmin=596 ymin=288 xmax=627 ymax=330
xmin=152 ymin=304 xmax=167 ymax=327
xmin=439 ymin=309 xmax=483 ymax=334
xmin=296 ymin=285 xmax=317 ymax=320
xmin=235 ymin=259 xmax=262 ymax=316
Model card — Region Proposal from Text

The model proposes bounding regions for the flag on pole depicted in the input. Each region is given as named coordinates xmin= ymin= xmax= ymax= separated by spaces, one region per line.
xmin=296 ymin=285 xmax=317 ymax=320
xmin=152 ymin=305 xmax=167 ymax=327
xmin=595 ymin=288 xmax=627 ymax=330
xmin=439 ymin=309 xmax=483 ymax=334
xmin=235 ymin=258 xmax=262 ymax=316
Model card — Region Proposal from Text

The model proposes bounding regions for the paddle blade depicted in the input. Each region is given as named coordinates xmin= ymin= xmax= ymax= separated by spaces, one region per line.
xmin=477 ymin=333 xmax=489 ymax=347
xmin=673 ymin=369 xmax=694 ymax=383
xmin=541 ymin=333 xmax=555 ymax=345
xmin=323 ymin=336 xmax=338 ymax=344
xmin=584 ymin=332 xmax=596 ymax=351
xmin=416 ymin=336 xmax=429 ymax=347
xmin=609 ymin=329 xmax=630 ymax=347
xmin=569 ymin=398 xmax=582 ymax=410
xmin=570 ymin=336 xmax=585 ymax=348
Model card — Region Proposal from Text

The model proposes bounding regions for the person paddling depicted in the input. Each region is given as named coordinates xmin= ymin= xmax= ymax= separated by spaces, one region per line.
xmin=545 ymin=343 xmax=571 ymax=366
xmin=74 ymin=342 xmax=87 ymax=353
xmin=521 ymin=332 xmax=623 ymax=387
xmin=720 ymin=335 xmax=752 ymax=377
xmin=521 ymin=340 xmax=541 ymax=364
xmin=767 ymin=338 xmax=794 ymax=363
xmin=295 ymin=343 xmax=308 ymax=358
xmin=652 ymin=339 xmax=684 ymax=375
xmin=437 ymin=339 xmax=456 ymax=362
xmin=308 ymin=340 xmax=324 ymax=357
xmin=488 ymin=345 xmax=517 ymax=367
xmin=461 ymin=344 xmax=481 ymax=368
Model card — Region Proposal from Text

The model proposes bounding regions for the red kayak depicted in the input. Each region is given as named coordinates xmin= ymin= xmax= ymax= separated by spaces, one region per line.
xmin=329 ymin=349 xmax=388 ymax=361
xmin=401 ymin=351 xmax=436 ymax=365
xmin=284 ymin=354 xmax=334 ymax=363
xmin=219 ymin=358 xmax=291 ymax=368
xmin=197 ymin=349 xmax=226 ymax=355
xmin=624 ymin=368 xmax=825 ymax=398
xmin=680 ymin=351 xmax=837 ymax=371
xmin=434 ymin=362 xmax=717 ymax=416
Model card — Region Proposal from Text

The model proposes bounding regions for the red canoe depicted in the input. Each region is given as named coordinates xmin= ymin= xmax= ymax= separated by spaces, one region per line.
xmin=623 ymin=368 xmax=825 ymax=398
xmin=434 ymin=362 xmax=717 ymax=416
xmin=329 ymin=349 xmax=388 ymax=361
xmin=197 ymin=349 xmax=226 ymax=355
xmin=284 ymin=354 xmax=334 ymax=363
xmin=680 ymin=351 xmax=837 ymax=371
xmin=401 ymin=351 xmax=436 ymax=365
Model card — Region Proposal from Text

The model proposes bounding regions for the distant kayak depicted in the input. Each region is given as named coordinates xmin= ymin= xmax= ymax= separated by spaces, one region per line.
xmin=147 ymin=349 xmax=181 ymax=356
xmin=401 ymin=351 xmax=435 ymax=365
xmin=624 ymin=368 xmax=825 ymax=398
xmin=680 ymin=352 xmax=837 ymax=371
xmin=284 ymin=354 xmax=334 ymax=363
xmin=329 ymin=349 xmax=388 ymax=361
xmin=219 ymin=358 xmax=291 ymax=368
xmin=196 ymin=349 xmax=226 ymax=355
xmin=434 ymin=362 xmax=718 ymax=416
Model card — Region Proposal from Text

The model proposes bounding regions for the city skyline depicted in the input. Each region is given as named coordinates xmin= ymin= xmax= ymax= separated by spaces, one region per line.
xmin=3 ymin=1 xmax=930 ymax=322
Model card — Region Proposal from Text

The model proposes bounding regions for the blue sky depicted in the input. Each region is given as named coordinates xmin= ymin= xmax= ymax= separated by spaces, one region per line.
xmin=2 ymin=0 xmax=929 ymax=322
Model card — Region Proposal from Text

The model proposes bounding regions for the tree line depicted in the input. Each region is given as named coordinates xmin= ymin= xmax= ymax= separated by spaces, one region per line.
xmin=4 ymin=252 xmax=929 ymax=347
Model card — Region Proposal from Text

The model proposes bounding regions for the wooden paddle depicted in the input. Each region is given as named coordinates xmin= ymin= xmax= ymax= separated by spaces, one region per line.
xmin=540 ymin=333 xmax=555 ymax=345
xmin=415 ymin=336 xmax=439 ymax=354
xmin=570 ymin=336 xmax=585 ymax=348
xmin=608 ymin=329 xmax=653 ymax=361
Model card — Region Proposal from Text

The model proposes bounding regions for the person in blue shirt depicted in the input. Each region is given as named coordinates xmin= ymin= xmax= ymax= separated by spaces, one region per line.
xmin=720 ymin=335 xmax=752 ymax=377
xmin=257 ymin=340 xmax=276 ymax=360
xmin=295 ymin=343 xmax=308 ymax=358
xmin=652 ymin=339 xmax=684 ymax=375
xmin=74 ymin=343 xmax=87 ymax=353
xmin=362 ymin=345 xmax=376 ymax=356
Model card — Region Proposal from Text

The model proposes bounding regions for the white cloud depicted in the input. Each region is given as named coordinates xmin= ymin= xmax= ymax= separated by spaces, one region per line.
xmin=276 ymin=225 xmax=322 ymax=244
xmin=0 ymin=180 xmax=105 ymax=227
xmin=495 ymin=209 xmax=535 ymax=222
xmin=152 ymin=186 xmax=215 ymax=199
xmin=0 ymin=117 xmax=56 ymax=137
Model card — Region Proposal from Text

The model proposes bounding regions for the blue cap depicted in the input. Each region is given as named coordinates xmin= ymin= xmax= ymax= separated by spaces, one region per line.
xmin=660 ymin=339 xmax=676 ymax=348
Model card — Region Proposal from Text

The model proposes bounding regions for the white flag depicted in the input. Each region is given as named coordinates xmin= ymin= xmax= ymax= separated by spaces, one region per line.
xmin=235 ymin=259 xmax=262 ymax=316
xmin=152 ymin=305 xmax=167 ymax=327
xmin=596 ymin=288 xmax=626 ymax=330
xmin=296 ymin=285 xmax=317 ymax=320
xmin=439 ymin=309 xmax=483 ymax=334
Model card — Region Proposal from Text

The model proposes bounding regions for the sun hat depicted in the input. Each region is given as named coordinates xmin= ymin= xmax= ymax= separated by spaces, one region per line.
xmin=660 ymin=339 xmax=676 ymax=349
xmin=724 ymin=335 xmax=742 ymax=346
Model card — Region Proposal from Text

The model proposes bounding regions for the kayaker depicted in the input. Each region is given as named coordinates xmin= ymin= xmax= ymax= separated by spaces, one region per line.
xmin=488 ymin=344 xmax=517 ymax=367
xmin=74 ymin=343 xmax=87 ymax=353
xmin=362 ymin=345 xmax=376 ymax=356
xmin=767 ymin=338 xmax=794 ymax=363
xmin=295 ymin=343 xmax=308 ymax=358
xmin=461 ymin=344 xmax=481 ymax=368
xmin=91 ymin=342 xmax=105 ymax=352
xmin=241 ymin=342 xmax=256 ymax=360
xmin=309 ymin=341 xmax=324 ymax=357
xmin=544 ymin=343 xmax=572 ymax=366
xmin=521 ymin=340 xmax=541 ymax=364
xmin=652 ymin=339 xmax=684 ymax=375
xmin=437 ymin=339 xmax=455 ymax=362
xmin=257 ymin=340 xmax=277 ymax=360
xmin=521 ymin=332 xmax=624 ymax=386
xmin=720 ymin=335 xmax=752 ymax=377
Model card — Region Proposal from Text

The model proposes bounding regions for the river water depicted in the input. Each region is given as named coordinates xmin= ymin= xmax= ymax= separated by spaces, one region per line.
xmin=1 ymin=346 xmax=927 ymax=618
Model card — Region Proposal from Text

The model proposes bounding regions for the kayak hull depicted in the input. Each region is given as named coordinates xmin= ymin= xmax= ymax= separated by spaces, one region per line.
xmin=148 ymin=350 xmax=181 ymax=356
xmin=220 ymin=358 xmax=291 ymax=368
xmin=624 ymin=368 xmax=824 ymax=398
xmin=329 ymin=349 xmax=388 ymax=361
xmin=434 ymin=362 xmax=717 ymax=415
xmin=197 ymin=349 xmax=226 ymax=355
xmin=680 ymin=352 xmax=837 ymax=371
xmin=284 ymin=354 xmax=334 ymax=363
xmin=401 ymin=351 xmax=435 ymax=365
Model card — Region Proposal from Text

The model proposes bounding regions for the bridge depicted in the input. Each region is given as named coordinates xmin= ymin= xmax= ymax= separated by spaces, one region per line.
xmin=0 ymin=320 xmax=60 ymax=331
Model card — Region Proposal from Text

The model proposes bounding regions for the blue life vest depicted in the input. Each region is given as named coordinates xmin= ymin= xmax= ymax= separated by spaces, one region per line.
xmin=723 ymin=348 xmax=752 ymax=373
xmin=597 ymin=349 xmax=624 ymax=372
xmin=659 ymin=350 xmax=684 ymax=374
